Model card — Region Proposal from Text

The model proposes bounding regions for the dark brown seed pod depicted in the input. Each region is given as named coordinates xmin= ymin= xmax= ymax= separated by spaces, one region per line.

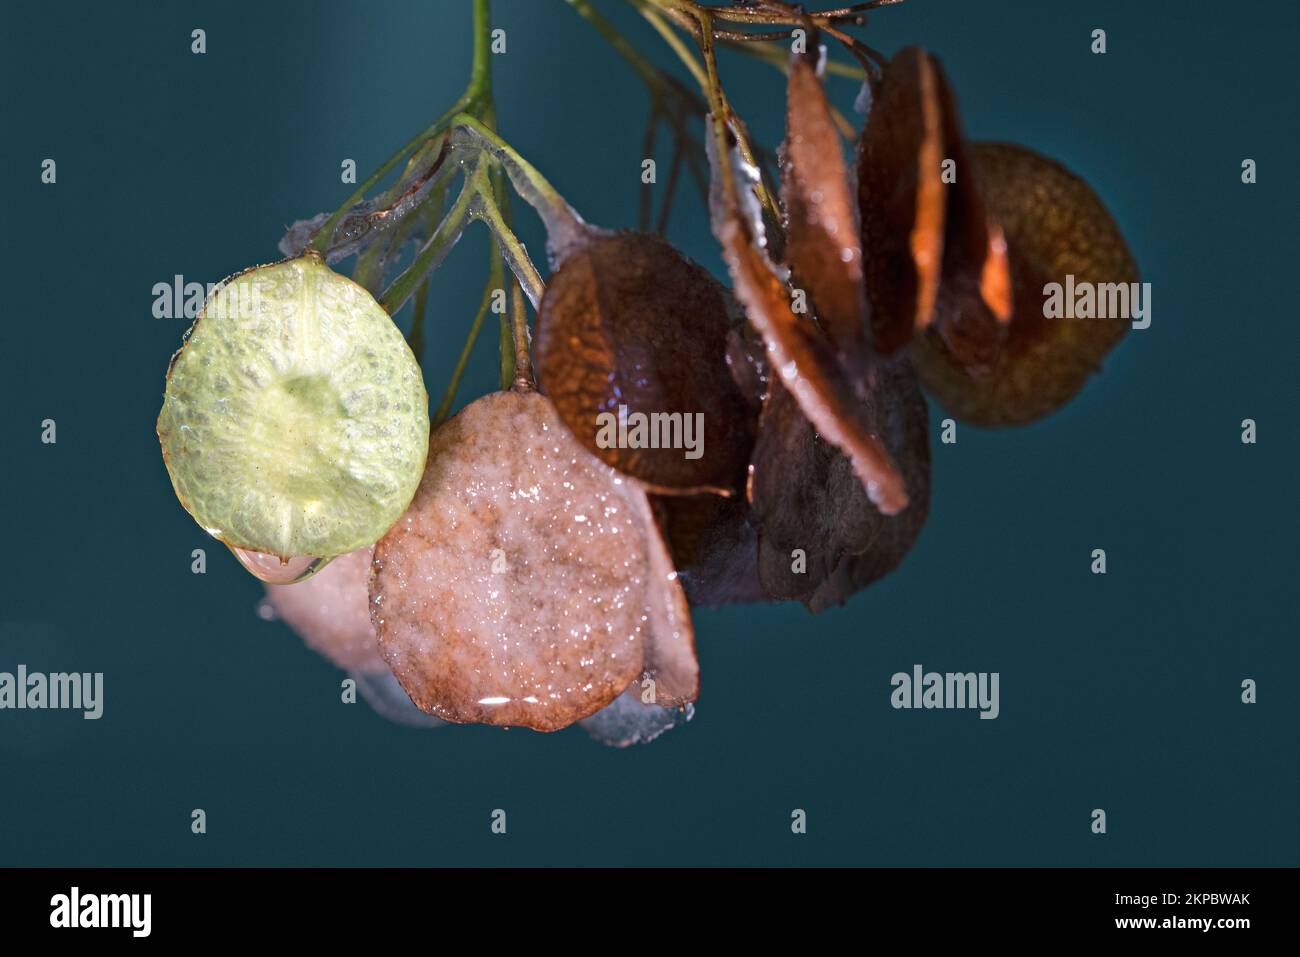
xmin=783 ymin=54 xmax=869 ymax=357
xmin=748 ymin=357 xmax=931 ymax=611
xmin=857 ymin=47 xmax=1011 ymax=356
xmin=912 ymin=142 xmax=1138 ymax=425
xmin=652 ymin=492 xmax=764 ymax=608
xmin=715 ymin=192 xmax=910 ymax=516
xmin=535 ymin=232 xmax=755 ymax=496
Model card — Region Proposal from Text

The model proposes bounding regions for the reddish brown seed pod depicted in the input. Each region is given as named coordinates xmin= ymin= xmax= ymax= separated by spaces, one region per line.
xmin=703 ymin=52 xmax=915 ymax=517
xmin=535 ymin=232 xmax=755 ymax=496
xmin=715 ymin=181 xmax=910 ymax=516
xmin=783 ymin=54 xmax=869 ymax=357
xmin=912 ymin=142 xmax=1138 ymax=425
xmin=370 ymin=388 xmax=698 ymax=732
xmin=857 ymin=47 xmax=1011 ymax=356
xmin=857 ymin=46 xmax=945 ymax=352
xmin=747 ymin=357 xmax=931 ymax=610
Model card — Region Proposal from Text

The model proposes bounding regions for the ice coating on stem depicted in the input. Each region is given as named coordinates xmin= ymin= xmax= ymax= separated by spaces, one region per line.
xmin=377 ymin=176 xmax=479 ymax=315
xmin=280 ymin=139 xmax=455 ymax=264
xmin=448 ymin=120 xmax=593 ymax=267
xmin=472 ymin=189 xmax=546 ymax=309
xmin=854 ymin=79 xmax=873 ymax=117
xmin=279 ymin=212 xmax=331 ymax=259
xmin=704 ymin=118 xmax=773 ymax=261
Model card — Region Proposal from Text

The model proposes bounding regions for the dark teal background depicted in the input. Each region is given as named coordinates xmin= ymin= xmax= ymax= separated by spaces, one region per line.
xmin=2 ymin=0 xmax=1296 ymax=866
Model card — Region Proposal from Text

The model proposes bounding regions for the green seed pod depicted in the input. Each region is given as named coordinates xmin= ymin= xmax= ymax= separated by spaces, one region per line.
xmin=157 ymin=254 xmax=429 ymax=565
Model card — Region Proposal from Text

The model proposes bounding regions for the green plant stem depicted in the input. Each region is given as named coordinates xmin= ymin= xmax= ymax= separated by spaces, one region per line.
xmin=720 ymin=34 xmax=862 ymax=80
xmin=509 ymin=277 xmax=532 ymax=388
xmin=432 ymin=249 xmax=503 ymax=425
xmin=632 ymin=1 xmax=778 ymax=219
xmin=308 ymin=102 xmax=467 ymax=256
xmin=694 ymin=9 xmax=734 ymax=201
xmin=498 ymin=293 xmax=515 ymax=388
xmin=308 ymin=0 xmax=498 ymax=256
xmin=465 ymin=0 xmax=541 ymax=379
xmin=568 ymin=0 xmax=712 ymax=213
xmin=449 ymin=114 xmax=583 ymax=245
xmin=378 ymin=162 xmax=481 ymax=315
xmin=468 ymin=0 xmax=493 ymax=106
xmin=472 ymin=180 xmax=546 ymax=308
xmin=568 ymin=0 xmax=660 ymax=87
xmin=633 ymin=0 xmax=709 ymax=89
xmin=409 ymin=276 xmax=432 ymax=360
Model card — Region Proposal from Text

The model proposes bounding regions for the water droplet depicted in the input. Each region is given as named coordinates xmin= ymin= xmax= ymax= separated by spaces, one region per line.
xmin=229 ymin=545 xmax=332 ymax=584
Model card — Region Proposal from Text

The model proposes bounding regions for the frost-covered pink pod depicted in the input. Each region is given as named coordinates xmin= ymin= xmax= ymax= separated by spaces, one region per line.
xmin=370 ymin=389 xmax=698 ymax=732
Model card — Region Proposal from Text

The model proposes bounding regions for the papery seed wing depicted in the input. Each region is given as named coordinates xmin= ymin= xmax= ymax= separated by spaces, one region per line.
xmin=718 ymin=210 xmax=909 ymax=515
xmin=928 ymin=54 xmax=1014 ymax=369
xmin=857 ymin=46 xmax=947 ymax=353
xmin=784 ymin=55 xmax=870 ymax=357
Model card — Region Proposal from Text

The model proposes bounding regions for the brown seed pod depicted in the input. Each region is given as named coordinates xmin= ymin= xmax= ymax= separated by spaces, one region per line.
xmin=715 ymin=186 xmax=909 ymax=516
xmin=535 ymin=232 xmax=755 ymax=496
xmin=748 ymin=357 xmax=931 ymax=610
xmin=264 ymin=546 xmax=387 ymax=674
xmin=724 ymin=322 xmax=770 ymax=413
xmin=912 ymin=142 xmax=1138 ymax=425
xmin=650 ymin=325 xmax=767 ymax=609
xmin=857 ymin=47 xmax=1011 ymax=356
xmin=370 ymin=389 xmax=698 ymax=732
xmin=783 ymin=54 xmax=869 ymax=356
xmin=652 ymin=492 xmax=763 ymax=608
xmin=705 ymin=58 xmax=913 ymax=517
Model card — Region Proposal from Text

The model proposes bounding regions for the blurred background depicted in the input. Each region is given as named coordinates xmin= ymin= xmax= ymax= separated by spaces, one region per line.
xmin=1 ymin=0 xmax=1296 ymax=866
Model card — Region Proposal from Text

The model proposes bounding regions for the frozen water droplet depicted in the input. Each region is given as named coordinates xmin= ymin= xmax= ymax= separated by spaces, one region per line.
xmin=854 ymin=80 xmax=873 ymax=116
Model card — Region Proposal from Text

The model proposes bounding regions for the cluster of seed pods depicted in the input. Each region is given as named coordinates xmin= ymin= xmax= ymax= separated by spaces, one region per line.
xmin=158 ymin=44 xmax=1135 ymax=744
